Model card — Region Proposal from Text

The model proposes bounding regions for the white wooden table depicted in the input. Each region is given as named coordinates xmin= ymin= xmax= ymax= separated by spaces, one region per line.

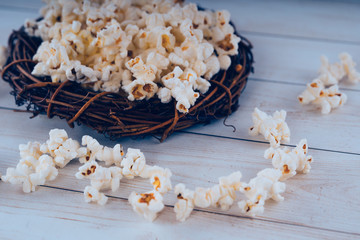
xmin=0 ymin=1 xmax=359 ymax=239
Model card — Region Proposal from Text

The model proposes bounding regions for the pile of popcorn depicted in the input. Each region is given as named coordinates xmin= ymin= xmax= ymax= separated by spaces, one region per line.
xmin=24 ymin=0 xmax=241 ymax=113
xmin=298 ymin=52 xmax=360 ymax=114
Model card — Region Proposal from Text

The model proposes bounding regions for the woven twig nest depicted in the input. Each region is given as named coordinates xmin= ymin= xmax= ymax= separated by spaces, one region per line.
xmin=1 ymin=26 xmax=253 ymax=142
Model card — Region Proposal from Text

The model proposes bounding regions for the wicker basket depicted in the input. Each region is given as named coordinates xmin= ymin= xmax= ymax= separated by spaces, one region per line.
xmin=1 ymin=26 xmax=253 ymax=142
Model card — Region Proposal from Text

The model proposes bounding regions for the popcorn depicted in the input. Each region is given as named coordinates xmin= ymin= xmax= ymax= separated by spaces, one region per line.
xmin=19 ymin=141 xmax=42 ymax=159
xmin=264 ymin=139 xmax=313 ymax=179
xmin=78 ymin=135 xmax=124 ymax=166
xmin=128 ymin=190 xmax=165 ymax=222
xmin=298 ymin=79 xmax=347 ymax=114
xmin=217 ymin=171 xmax=242 ymax=210
xmin=84 ymin=185 xmax=108 ymax=205
xmin=25 ymin=0 xmax=241 ymax=112
xmin=174 ymin=183 xmax=195 ymax=222
xmin=340 ymin=52 xmax=360 ymax=84
xmin=319 ymin=55 xmax=346 ymax=85
xmin=3 ymin=155 xmax=58 ymax=193
xmin=75 ymin=161 xmax=122 ymax=192
xmin=121 ymin=148 xmax=147 ymax=179
xmin=40 ymin=129 xmax=80 ymax=168
xmin=238 ymin=168 xmax=286 ymax=217
xmin=145 ymin=166 xmax=172 ymax=194
xmin=249 ymin=108 xmax=290 ymax=147
xmin=0 ymin=45 xmax=7 ymax=70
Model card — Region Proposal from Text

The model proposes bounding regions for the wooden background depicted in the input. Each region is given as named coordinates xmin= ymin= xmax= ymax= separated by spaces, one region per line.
xmin=0 ymin=1 xmax=359 ymax=239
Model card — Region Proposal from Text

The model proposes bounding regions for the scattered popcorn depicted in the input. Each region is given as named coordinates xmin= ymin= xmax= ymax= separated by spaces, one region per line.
xmin=40 ymin=129 xmax=80 ymax=168
xmin=121 ymin=148 xmax=147 ymax=179
xmin=298 ymin=79 xmax=347 ymax=114
xmin=3 ymin=155 xmax=58 ymax=193
xmin=217 ymin=171 xmax=242 ymax=210
xmin=75 ymin=161 xmax=122 ymax=193
xmin=25 ymin=0 xmax=241 ymax=113
xmin=339 ymin=52 xmax=360 ymax=84
xmin=84 ymin=185 xmax=108 ymax=205
xmin=238 ymin=168 xmax=286 ymax=217
xmin=128 ymin=190 xmax=165 ymax=222
xmin=0 ymin=45 xmax=7 ymax=70
xmin=264 ymin=139 xmax=313 ymax=180
xmin=249 ymin=108 xmax=290 ymax=147
xmin=145 ymin=166 xmax=172 ymax=194
xmin=78 ymin=135 xmax=124 ymax=166
xmin=319 ymin=55 xmax=345 ymax=86
xmin=174 ymin=183 xmax=195 ymax=222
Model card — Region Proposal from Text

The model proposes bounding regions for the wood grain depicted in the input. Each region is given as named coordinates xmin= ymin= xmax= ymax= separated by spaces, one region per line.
xmin=2 ymin=184 xmax=357 ymax=240
xmin=0 ymin=109 xmax=359 ymax=235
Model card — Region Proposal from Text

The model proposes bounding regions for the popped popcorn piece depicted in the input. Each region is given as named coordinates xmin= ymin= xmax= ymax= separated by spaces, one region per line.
xmin=174 ymin=183 xmax=195 ymax=222
xmin=78 ymin=135 xmax=124 ymax=166
xmin=319 ymin=55 xmax=345 ymax=86
xmin=238 ymin=168 xmax=286 ymax=217
xmin=340 ymin=52 xmax=360 ymax=84
xmin=264 ymin=139 xmax=313 ymax=180
xmin=40 ymin=129 xmax=80 ymax=168
xmin=249 ymin=108 xmax=290 ymax=147
xmin=125 ymin=57 xmax=157 ymax=83
xmin=0 ymin=46 xmax=7 ymax=70
xmin=298 ymin=79 xmax=347 ymax=114
xmin=19 ymin=141 xmax=42 ymax=159
xmin=121 ymin=148 xmax=147 ymax=179
xmin=217 ymin=171 xmax=242 ymax=210
xmin=3 ymin=155 xmax=58 ymax=193
xmin=145 ymin=166 xmax=172 ymax=194
xmin=194 ymin=185 xmax=221 ymax=208
xmin=84 ymin=185 xmax=108 ymax=205
xmin=128 ymin=190 xmax=164 ymax=222
xmin=122 ymin=78 xmax=159 ymax=101
xmin=75 ymin=161 xmax=122 ymax=192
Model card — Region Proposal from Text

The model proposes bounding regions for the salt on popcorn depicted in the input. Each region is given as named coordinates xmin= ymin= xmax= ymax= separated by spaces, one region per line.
xmin=264 ymin=139 xmax=313 ymax=180
xmin=249 ymin=108 xmax=290 ymax=147
xmin=238 ymin=168 xmax=286 ymax=217
xmin=298 ymin=79 xmax=347 ymax=114
xmin=25 ymin=0 xmax=241 ymax=113
xmin=128 ymin=190 xmax=165 ymax=222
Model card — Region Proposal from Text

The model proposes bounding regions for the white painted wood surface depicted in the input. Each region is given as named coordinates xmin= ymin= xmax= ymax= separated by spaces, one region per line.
xmin=0 ymin=1 xmax=359 ymax=239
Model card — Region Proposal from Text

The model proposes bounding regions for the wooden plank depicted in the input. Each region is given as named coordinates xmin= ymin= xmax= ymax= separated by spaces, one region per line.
xmin=248 ymin=35 xmax=360 ymax=91
xmin=0 ymin=109 xmax=359 ymax=235
xmin=2 ymin=184 xmax=356 ymax=240
xmin=193 ymin=0 xmax=360 ymax=44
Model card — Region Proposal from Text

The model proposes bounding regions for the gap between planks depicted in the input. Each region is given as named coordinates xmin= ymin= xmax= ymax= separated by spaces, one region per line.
xmin=25 ymin=184 xmax=360 ymax=237
xmin=0 ymin=106 xmax=359 ymax=156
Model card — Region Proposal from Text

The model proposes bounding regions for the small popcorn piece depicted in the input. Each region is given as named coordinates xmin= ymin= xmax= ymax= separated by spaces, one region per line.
xmin=217 ymin=171 xmax=242 ymax=210
xmin=125 ymin=57 xmax=157 ymax=83
xmin=75 ymin=161 xmax=122 ymax=192
xmin=3 ymin=155 xmax=58 ymax=193
xmin=128 ymin=190 xmax=164 ymax=222
xmin=122 ymin=79 xmax=159 ymax=101
xmin=174 ymin=183 xmax=195 ymax=222
xmin=144 ymin=166 xmax=172 ymax=194
xmin=193 ymin=185 xmax=221 ymax=208
xmin=84 ymin=185 xmax=108 ymax=205
xmin=40 ymin=129 xmax=80 ymax=168
xmin=319 ymin=55 xmax=344 ymax=86
xmin=121 ymin=148 xmax=147 ymax=179
xmin=249 ymin=108 xmax=290 ymax=147
xmin=0 ymin=46 xmax=8 ymax=70
xmin=19 ymin=141 xmax=42 ymax=159
xmin=79 ymin=135 xmax=124 ymax=166
xmin=298 ymin=79 xmax=347 ymax=114
xmin=339 ymin=52 xmax=360 ymax=84
xmin=238 ymin=168 xmax=286 ymax=217
xmin=264 ymin=139 xmax=313 ymax=180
